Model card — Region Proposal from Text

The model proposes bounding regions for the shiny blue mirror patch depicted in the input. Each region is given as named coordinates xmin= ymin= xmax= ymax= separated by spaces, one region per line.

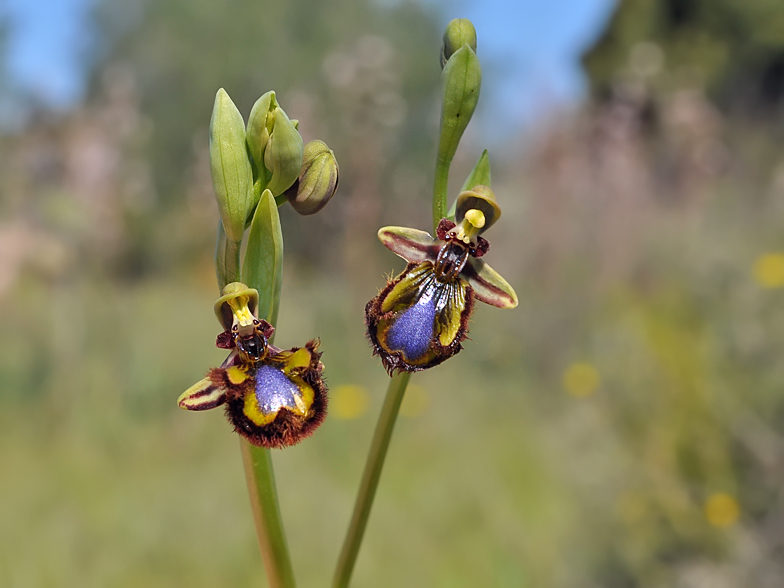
xmin=255 ymin=364 xmax=300 ymax=415
xmin=385 ymin=291 xmax=437 ymax=360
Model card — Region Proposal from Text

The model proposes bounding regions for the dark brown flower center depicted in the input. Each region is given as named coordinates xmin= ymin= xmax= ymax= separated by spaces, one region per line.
xmin=434 ymin=240 xmax=469 ymax=281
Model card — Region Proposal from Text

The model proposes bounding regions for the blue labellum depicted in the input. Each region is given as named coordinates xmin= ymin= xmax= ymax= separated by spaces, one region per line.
xmin=385 ymin=291 xmax=437 ymax=360
xmin=365 ymin=262 xmax=473 ymax=373
xmin=255 ymin=364 xmax=300 ymax=415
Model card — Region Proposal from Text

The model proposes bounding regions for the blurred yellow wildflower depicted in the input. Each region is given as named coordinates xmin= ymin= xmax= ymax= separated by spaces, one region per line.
xmin=563 ymin=362 xmax=601 ymax=398
xmin=400 ymin=384 xmax=429 ymax=418
xmin=331 ymin=385 xmax=370 ymax=420
xmin=704 ymin=493 xmax=740 ymax=528
xmin=752 ymin=253 xmax=784 ymax=288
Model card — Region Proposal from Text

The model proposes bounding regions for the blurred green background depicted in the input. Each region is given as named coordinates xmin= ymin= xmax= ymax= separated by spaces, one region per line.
xmin=3 ymin=0 xmax=784 ymax=586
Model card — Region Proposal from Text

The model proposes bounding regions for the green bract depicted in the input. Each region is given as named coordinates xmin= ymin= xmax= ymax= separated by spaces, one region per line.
xmin=285 ymin=140 xmax=339 ymax=215
xmin=210 ymin=88 xmax=254 ymax=243
xmin=440 ymin=18 xmax=477 ymax=69
xmin=438 ymin=44 xmax=482 ymax=167
xmin=243 ymin=189 xmax=284 ymax=328
xmin=449 ymin=149 xmax=492 ymax=219
xmin=461 ymin=149 xmax=491 ymax=193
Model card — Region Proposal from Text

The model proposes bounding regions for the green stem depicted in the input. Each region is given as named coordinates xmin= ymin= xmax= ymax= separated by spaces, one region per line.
xmin=227 ymin=197 xmax=293 ymax=587
xmin=241 ymin=442 xmax=297 ymax=588
xmin=332 ymin=372 xmax=412 ymax=588
xmin=215 ymin=222 xmax=241 ymax=290
xmin=432 ymin=154 xmax=451 ymax=233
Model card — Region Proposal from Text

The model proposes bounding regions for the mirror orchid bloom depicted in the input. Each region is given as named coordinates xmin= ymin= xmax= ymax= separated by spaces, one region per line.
xmin=365 ymin=187 xmax=517 ymax=373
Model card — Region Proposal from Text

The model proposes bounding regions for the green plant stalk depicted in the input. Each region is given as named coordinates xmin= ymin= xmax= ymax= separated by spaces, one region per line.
xmin=433 ymin=154 xmax=451 ymax=232
xmin=216 ymin=219 xmax=295 ymax=588
xmin=215 ymin=222 xmax=241 ymax=291
xmin=332 ymin=371 xmax=411 ymax=588
xmin=241 ymin=442 xmax=297 ymax=588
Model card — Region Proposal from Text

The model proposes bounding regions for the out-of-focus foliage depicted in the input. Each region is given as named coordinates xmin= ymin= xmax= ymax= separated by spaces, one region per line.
xmin=80 ymin=0 xmax=440 ymax=275
xmin=583 ymin=0 xmax=784 ymax=116
xmin=3 ymin=0 xmax=784 ymax=587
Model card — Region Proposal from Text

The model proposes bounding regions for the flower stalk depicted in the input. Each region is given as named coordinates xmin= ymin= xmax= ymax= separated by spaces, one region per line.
xmin=334 ymin=17 xmax=490 ymax=588
xmin=241 ymin=443 xmax=297 ymax=588
xmin=182 ymin=86 xmax=338 ymax=588
xmin=332 ymin=372 xmax=411 ymax=588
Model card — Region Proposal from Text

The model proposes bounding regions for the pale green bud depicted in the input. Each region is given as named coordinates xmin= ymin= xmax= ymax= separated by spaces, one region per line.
xmin=441 ymin=18 xmax=477 ymax=69
xmin=284 ymin=140 xmax=339 ymax=215
xmin=209 ymin=88 xmax=254 ymax=243
xmin=263 ymin=107 xmax=304 ymax=196
xmin=246 ymin=91 xmax=277 ymax=170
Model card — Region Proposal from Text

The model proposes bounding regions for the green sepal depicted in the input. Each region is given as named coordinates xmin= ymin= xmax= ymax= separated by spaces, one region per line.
xmin=243 ymin=189 xmax=283 ymax=326
xmin=448 ymin=148 xmax=491 ymax=218
xmin=463 ymin=257 xmax=518 ymax=309
xmin=437 ymin=44 xmax=482 ymax=167
xmin=264 ymin=108 xmax=304 ymax=196
xmin=209 ymin=88 xmax=254 ymax=243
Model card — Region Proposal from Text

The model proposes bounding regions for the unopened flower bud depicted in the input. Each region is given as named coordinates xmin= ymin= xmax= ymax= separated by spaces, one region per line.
xmin=441 ymin=18 xmax=477 ymax=69
xmin=284 ymin=140 xmax=339 ymax=215
xmin=210 ymin=88 xmax=254 ymax=243
xmin=263 ymin=107 xmax=304 ymax=196
xmin=246 ymin=91 xmax=276 ymax=169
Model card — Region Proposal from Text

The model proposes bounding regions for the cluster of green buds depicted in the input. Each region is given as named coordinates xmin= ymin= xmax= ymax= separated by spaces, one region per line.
xmin=210 ymin=88 xmax=339 ymax=286
xmin=179 ymin=88 xmax=339 ymax=448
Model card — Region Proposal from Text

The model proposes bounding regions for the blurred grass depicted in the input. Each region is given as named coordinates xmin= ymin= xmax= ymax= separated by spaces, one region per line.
xmin=4 ymin=0 xmax=784 ymax=585
xmin=4 ymin=162 xmax=784 ymax=586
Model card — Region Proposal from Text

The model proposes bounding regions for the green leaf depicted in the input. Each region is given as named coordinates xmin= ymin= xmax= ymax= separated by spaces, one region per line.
xmin=242 ymin=189 xmax=283 ymax=326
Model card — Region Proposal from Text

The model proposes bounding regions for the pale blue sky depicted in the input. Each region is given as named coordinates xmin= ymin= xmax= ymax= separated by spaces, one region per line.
xmin=1 ymin=0 xmax=615 ymax=132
